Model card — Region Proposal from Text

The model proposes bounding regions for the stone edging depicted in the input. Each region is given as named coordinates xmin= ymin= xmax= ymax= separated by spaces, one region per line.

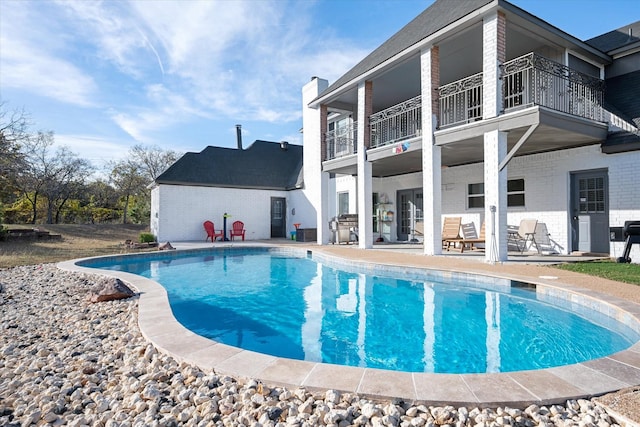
xmin=57 ymin=245 xmax=640 ymax=407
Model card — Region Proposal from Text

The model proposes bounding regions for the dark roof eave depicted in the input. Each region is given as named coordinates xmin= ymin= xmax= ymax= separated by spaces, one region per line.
xmin=602 ymin=142 xmax=640 ymax=154
xmin=154 ymin=181 xmax=302 ymax=191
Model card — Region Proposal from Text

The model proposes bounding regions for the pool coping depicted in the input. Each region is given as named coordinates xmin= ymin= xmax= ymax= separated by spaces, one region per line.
xmin=57 ymin=244 xmax=640 ymax=407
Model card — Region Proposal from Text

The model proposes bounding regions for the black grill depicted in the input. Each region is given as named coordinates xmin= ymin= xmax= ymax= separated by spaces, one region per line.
xmin=616 ymin=221 xmax=640 ymax=263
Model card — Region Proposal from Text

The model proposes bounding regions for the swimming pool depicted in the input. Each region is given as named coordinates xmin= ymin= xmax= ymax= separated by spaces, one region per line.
xmin=80 ymin=247 xmax=640 ymax=374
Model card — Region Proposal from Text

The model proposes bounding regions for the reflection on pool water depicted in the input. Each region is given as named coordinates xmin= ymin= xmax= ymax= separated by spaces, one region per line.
xmin=82 ymin=248 xmax=640 ymax=374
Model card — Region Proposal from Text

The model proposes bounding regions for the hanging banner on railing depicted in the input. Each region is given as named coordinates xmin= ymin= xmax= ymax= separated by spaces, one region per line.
xmin=392 ymin=141 xmax=410 ymax=154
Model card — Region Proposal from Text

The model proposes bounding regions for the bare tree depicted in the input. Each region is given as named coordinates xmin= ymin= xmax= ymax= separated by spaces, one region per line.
xmin=14 ymin=131 xmax=93 ymax=223
xmin=109 ymin=159 xmax=147 ymax=224
xmin=129 ymin=144 xmax=181 ymax=181
xmin=14 ymin=131 xmax=52 ymax=223
xmin=0 ymin=103 xmax=31 ymax=195
xmin=109 ymin=145 xmax=181 ymax=224
xmin=40 ymin=146 xmax=93 ymax=223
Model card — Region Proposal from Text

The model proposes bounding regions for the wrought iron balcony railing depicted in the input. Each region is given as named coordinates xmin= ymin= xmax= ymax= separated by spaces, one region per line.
xmin=324 ymin=52 xmax=605 ymax=161
xmin=369 ymin=95 xmax=422 ymax=148
xmin=438 ymin=72 xmax=484 ymax=128
xmin=325 ymin=122 xmax=357 ymax=160
xmin=501 ymin=53 xmax=605 ymax=121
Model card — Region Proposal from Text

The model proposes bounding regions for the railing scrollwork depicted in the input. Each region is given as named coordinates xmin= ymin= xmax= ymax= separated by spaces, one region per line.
xmin=324 ymin=121 xmax=357 ymax=160
xmin=369 ymin=95 xmax=422 ymax=148
xmin=438 ymin=72 xmax=483 ymax=128
xmin=501 ymin=53 xmax=605 ymax=120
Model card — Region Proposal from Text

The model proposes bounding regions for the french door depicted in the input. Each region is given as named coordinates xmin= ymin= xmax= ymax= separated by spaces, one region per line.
xmin=397 ymin=189 xmax=423 ymax=241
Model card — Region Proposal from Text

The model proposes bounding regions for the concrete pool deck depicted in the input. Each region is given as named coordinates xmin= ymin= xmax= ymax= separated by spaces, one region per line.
xmin=58 ymin=241 xmax=640 ymax=408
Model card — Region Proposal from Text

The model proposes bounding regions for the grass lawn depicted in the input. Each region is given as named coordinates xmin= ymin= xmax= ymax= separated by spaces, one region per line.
xmin=0 ymin=224 xmax=151 ymax=268
xmin=555 ymin=259 xmax=640 ymax=286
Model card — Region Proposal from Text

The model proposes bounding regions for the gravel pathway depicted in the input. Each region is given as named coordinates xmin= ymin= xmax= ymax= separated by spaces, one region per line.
xmin=0 ymin=264 xmax=637 ymax=426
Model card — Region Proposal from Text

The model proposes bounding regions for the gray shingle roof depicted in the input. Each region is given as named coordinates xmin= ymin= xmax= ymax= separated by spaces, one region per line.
xmin=585 ymin=21 xmax=640 ymax=53
xmin=155 ymin=140 xmax=303 ymax=190
xmin=319 ymin=0 xmax=493 ymax=98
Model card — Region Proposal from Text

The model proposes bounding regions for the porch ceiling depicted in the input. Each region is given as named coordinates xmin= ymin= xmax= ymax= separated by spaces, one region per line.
xmin=435 ymin=106 xmax=609 ymax=167
xmin=321 ymin=149 xmax=423 ymax=178
xmin=322 ymin=107 xmax=608 ymax=178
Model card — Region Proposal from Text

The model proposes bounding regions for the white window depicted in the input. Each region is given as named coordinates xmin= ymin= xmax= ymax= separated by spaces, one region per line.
xmin=328 ymin=116 xmax=353 ymax=156
xmin=507 ymin=179 xmax=525 ymax=207
xmin=467 ymin=179 xmax=525 ymax=208
xmin=467 ymin=183 xmax=485 ymax=209
xmin=338 ymin=192 xmax=349 ymax=215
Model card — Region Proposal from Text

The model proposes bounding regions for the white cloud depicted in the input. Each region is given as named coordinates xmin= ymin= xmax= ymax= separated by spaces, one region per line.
xmin=56 ymin=0 xmax=159 ymax=79
xmin=2 ymin=0 xmax=372 ymax=144
xmin=55 ymin=134 xmax=131 ymax=170
xmin=0 ymin=2 xmax=97 ymax=106
xmin=110 ymin=84 xmax=211 ymax=142
xmin=121 ymin=0 xmax=368 ymax=125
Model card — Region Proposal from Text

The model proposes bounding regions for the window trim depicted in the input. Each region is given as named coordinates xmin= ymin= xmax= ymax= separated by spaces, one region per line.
xmin=466 ymin=178 xmax=526 ymax=209
xmin=337 ymin=191 xmax=349 ymax=215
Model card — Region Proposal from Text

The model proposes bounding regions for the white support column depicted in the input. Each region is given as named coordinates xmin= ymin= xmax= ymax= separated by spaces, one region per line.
xmin=357 ymin=81 xmax=373 ymax=249
xmin=484 ymin=130 xmax=508 ymax=262
xmin=482 ymin=11 xmax=505 ymax=119
xmin=421 ymin=46 xmax=442 ymax=255
xmin=482 ymin=11 xmax=507 ymax=262
xmin=302 ymin=77 xmax=329 ymax=244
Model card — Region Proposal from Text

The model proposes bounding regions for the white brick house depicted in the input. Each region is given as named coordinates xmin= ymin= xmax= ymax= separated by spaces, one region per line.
xmin=151 ymin=0 xmax=639 ymax=262
xmin=150 ymin=140 xmax=308 ymax=242
xmin=302 ymin=0 xmax=640 ymax=261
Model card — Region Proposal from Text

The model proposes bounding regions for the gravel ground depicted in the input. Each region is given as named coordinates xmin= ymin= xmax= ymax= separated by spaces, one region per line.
xmin=0 ymin=263 xmax=638 ymax=426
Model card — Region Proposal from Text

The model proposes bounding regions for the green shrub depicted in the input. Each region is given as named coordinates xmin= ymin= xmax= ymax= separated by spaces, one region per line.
xmin=0 ymin=225 xmax=7 ymax=242
xmin=139 ymin=232 xmax=156 ymax=243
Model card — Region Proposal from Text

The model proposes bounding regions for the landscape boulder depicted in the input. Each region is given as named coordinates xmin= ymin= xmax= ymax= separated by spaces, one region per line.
xmin=89 ymin=277 xmax=135 ymax=303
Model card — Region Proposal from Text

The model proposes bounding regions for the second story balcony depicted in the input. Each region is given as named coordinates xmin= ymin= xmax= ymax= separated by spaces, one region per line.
xmin=323 ymin=52 xmax=606 ymax=163
xmin=501 ymin=53 xmax=605 ymax=122
xmin=439 ymin=72 xmax=484 ymax=128
xmin=325 ymin=122 xmax=357 ymax=160
xmin=370 ymin=95 xmax=422 ymax=149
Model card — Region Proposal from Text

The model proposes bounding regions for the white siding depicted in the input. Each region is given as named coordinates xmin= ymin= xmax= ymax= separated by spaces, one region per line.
xmin=154 ymin=185 xmax=293 ymax=242
xmin=441 ymin=145 xmax=640 ymax=258
xmin=288 ymin=189 xmax=316 ymax=233
xmin=335 ymin=175 xmax=358 ymax=215
xmin=326 ymin=146 xmax=640 ymax=260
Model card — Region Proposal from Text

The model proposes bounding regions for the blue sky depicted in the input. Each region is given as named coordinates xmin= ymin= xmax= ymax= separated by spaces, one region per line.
xmin=1 ymin=0 xmax=637 ymax=172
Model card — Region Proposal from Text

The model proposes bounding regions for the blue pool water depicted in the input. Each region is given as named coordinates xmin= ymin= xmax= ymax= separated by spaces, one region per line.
xmin=83 ymin=248 xmax=640 ymax=374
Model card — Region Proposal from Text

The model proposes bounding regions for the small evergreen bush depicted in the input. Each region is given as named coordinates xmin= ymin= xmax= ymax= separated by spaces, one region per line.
xmin=139 ymin=232 xmax=156 ymax=243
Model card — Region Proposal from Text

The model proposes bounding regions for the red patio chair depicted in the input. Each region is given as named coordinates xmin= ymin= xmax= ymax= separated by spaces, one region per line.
xmin=203 ymin=220 xmax=223 ymax=242
xmin=230 ymin=221 xmax=246 ymax=241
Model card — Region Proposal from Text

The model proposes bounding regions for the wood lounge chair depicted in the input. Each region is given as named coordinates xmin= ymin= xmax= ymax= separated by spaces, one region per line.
xmin=203 ymin=220 xmax=223 ymax=242
xmin=230 ymin=220 xmax=246 ymax=241
xmin=442 ymin=216 xmax=462 ymax=250
xmin=457 ymin=222 xmax=485 ymax=253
